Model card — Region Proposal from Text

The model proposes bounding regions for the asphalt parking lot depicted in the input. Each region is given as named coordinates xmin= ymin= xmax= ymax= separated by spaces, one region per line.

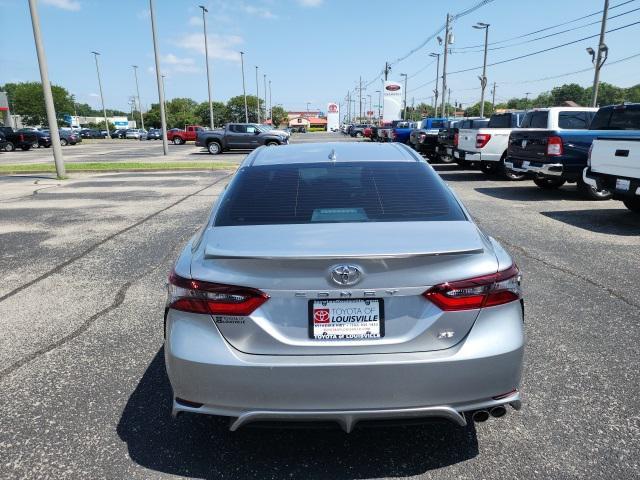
xmin=0 ymin=136 xmax=638 ymax=479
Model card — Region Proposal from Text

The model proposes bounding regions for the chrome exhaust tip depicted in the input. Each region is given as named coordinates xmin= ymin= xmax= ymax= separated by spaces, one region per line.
xmin=472 ymin=410 xmax=489 ymax=423
xmin=490 ymin=405 xmax=507 ymax=418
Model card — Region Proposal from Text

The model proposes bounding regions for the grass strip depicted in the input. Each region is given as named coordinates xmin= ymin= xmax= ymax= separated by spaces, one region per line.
xmin=0 ymin=161 xmax=236 ymax=174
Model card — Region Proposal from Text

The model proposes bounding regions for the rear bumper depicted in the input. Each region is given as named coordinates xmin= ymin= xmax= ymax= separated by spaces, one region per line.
xmin=505 ymin=159 xmax=564 ymax=177
xmin=454 ymin=150 xmax=481 ymax=162
xmin=165 ymin=301 xmax=525 ymax=430
xmin=583 ymin=167 xmax=640 ymax=198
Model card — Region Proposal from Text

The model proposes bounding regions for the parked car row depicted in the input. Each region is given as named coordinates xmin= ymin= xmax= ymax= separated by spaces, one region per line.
xmin=196 ymin=123 xmax=289 ymax=155
xmin=0 ymin=126 xmax=83 ymax=151
xmin=396 ymin=103 xmax=640 ymax=211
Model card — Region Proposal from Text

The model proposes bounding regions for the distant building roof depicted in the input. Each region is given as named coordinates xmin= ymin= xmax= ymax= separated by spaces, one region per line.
xmin=307 ymin=117 xmax=327 ymax=124
xmin=561 ymin=100 xmax=581 ymax=107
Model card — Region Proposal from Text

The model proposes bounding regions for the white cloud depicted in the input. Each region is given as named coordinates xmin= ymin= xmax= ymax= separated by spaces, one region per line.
xmin=174 ymin=33 xmax=243 ymax=62
xmin=297 ymin=0 xmax=322 ymax=6
xmin=241 ymin=4 xmax=278 ymax=19
xmin=188 ymin=16 xmax=202 ymax=26
xmin=88 ymin=93 xmax=99 ymax=97
xmin=161 ymin=54 xmax=201 ymax=73
xmin=41 ymin=0 xmax=81 ymax=11
xmin=137 ymin=9 xmax=150 ymax=19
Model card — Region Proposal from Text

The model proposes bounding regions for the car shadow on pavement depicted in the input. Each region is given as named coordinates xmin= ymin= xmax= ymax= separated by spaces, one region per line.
xmin=474 ymin=185 xmax=588 ymax=202
xmin=541 ymin=209 xmax=640 ymax=236
xmin=117 ymin=348 xmax=479 ymax=480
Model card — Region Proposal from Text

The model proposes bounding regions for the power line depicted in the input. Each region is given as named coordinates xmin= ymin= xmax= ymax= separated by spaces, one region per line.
xmin=455 ymin=0 xmax=637 ymax=50
xmin=452 ymin=5 xmax=640 ymax=54
xmin=446 ymin=20 xmax=640 ymax=76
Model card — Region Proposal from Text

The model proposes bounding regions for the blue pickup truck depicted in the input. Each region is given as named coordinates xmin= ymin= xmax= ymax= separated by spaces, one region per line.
xmin=505 ymin=105 xmax=640 ymax=199
xmin=408 ymin=118 xmax=448 ymax=157
xmin=388 ymin=121 xmax=419 ymax=144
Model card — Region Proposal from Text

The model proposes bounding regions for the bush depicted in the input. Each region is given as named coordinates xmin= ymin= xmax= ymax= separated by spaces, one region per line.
xmin=308 ymin=127 xmax=326 ymax=132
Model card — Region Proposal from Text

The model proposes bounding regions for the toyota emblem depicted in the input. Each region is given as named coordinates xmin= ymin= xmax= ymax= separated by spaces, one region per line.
xmin=329 ymin=265 xmax=362 ymax=286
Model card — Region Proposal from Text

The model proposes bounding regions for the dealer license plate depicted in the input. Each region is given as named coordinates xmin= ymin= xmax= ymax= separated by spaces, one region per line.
xmin=616 ymin=178 xmax=630 ymax=191
xmin=309 ymin=299 xmax=384 ymax=340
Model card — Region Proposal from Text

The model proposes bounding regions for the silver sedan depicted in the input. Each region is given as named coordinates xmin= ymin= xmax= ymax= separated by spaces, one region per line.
xmin=165 ymin=142 xmax=525 ymax=431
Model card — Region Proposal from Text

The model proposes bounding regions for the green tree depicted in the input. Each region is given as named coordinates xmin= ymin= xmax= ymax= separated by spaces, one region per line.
xmin=585 ymin=82 xmax=626 ymax=107
xmin=227 ymin=95 xmax=264 ymax=123
xmin=270 ymin=105 xmax=288 ymax=127
xmin=464 ymin=101 xmax=494 ymax=117
xmin=1 ymin=81 xmax=74 ymax=126
xmin=549 ymin=83 xmax=587 ymax=106
xmin=195 ymin=101 xmax=230 ymax=127
xmin=625 ymin=84 xmax=640 ymax=103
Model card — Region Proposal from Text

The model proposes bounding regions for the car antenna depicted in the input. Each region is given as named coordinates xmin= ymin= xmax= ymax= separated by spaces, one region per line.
xmin=328 ymin=148 xmax=337 ymax=162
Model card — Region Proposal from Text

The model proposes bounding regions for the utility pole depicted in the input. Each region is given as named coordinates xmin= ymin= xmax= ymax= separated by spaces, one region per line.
xmin=149 ymin=0 xmax=168 ymax=155
xmin=491 ymin=81 xmax=496 ymax=111
xmin=589 ymin=0 xmax=610 ymax=107
xmin=239 ymin=51 xmax=248 ymax=122
xmin=132 ymin=65 xmax=145 ymax=131
xmin=367 ymin=94 xmax=372 ymax=122
xmin=429 ymin=52 xmax=440 ymax=115
xmin=473 ymin=22 xmax=490 ymax=118
xmin=525 ymin=92 xmax=532 ymax=109
xmin=91 ymin=52 xmax=111 ymax=139
xmin=375 ymin=89 xmax=381 ymax=122
xmin=199 ymin=5 xmax=214 ymax=129
xmin=255 ymin=66 xmax=260 ymax=123
xmin=347 ymin=91 xmax=351 ymax=123
xmin=263 ymin=74 xmax=267 ymax=121
xmin=447 ymin=88 xmax=451 ymax=117
xmin=400 ymin=73 xmax=408 ymax=120
xmin=384 ymin=61 xmax=391 ymax=81
xmin=441 ymin=13 xmax=451 ymax=118
xmin=28 ymin=0 xmax=65 ymax=178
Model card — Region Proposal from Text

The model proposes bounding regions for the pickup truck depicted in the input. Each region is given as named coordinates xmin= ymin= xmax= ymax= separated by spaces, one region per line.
xmin=195 ymin=123 xmax=288 ymax=155
xmin=167 ymin=125 xmax=205 ymax=145
xmin=435 ymin=118 xmax=488 ymax=163
xmin=350 ymin=124 xmax=373 ymax=138
xmin=582 ymin=106 xmax=640 ymax=212
xmin=408 ymin=118 xmax=447 ymax=159
xmin=390 ymin=121 xmax=419 ymax=144
xmin=455 ymin=111 xmax=527 ymax=179
xmin=506 ymin=105 xmax=639 ymax=199
xmin=0 ymin=126 xmax=39 ymax=151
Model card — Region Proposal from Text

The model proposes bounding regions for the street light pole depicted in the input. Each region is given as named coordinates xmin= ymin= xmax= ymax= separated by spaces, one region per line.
xmin=161 ymin=74 xmax=167 ymax=115
xmin=132 ymin=65 xmax=145 ymax=130
xmin=255 ymin=65 xmax=260 ymax=123
xmin=199 ymin=5 xmax=214 ymax=129
xmin=239 ymin=51 xmax=248 ymax=122
xmin=263 ymin=74 xmax=267 ymax=121
xmin=589 ymin=0 xmax=610 ymax=107
xmin=28 ymin=0 xmax=65 ymax=178
xmin=268 ymin=79 xmax=272 ymax=122
xmin=473 ymin=23 xmax=490 ymax=118
xmin=149 ymin=0 xmax=168 ymax=155
xmin=400 ymin=73 xmax=408 ymax=120
xmin=375 ymin=90 xmax=381 ymax=122
xmin=367 ymin=94 xmax=372 ymax=122
xmin=429 ymin=52 xmax=440 ymax=115
xmin=91 ymin=52 xmax=111 ymax=139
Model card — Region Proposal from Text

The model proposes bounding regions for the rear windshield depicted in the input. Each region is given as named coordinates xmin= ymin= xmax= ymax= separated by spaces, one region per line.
xmin=488 ymin=114 xmax=512 ymax=128
xmin=590 ymin=105 xmax=640 ymax=130
xmin=521 ymin=111 xmax=548 ymax=128
xmin=431 ymin=120 xmax=444 ymax=128
xmin=215 ymin=162 xmax=466 ymax=226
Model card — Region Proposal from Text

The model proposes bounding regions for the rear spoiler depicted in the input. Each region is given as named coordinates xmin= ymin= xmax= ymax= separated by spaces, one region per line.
xmin=204 ymin=247 xmax=484 ymax=260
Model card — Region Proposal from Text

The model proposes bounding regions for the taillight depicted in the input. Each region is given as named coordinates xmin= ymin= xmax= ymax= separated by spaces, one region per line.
xmin=423 ymin=265 xmax=521 ymax=311
xmin=546 ymin=136 xmax=564 ymax=156
xmin=167 ymin=271 xmax=269 ymax=315
xmin=476 ymin=133 xmax=491 ymax=149
xmin=454 ymin=132 xmax=459 ymax=147
xmin=19 ymin=134 xmax=24 ymax=142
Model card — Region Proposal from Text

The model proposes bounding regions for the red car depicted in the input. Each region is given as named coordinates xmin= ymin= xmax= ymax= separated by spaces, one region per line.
xmin=167 ymin=125 xmax=205 ymax=145
xmin=363 ymin=127 xmax=373 ymax=138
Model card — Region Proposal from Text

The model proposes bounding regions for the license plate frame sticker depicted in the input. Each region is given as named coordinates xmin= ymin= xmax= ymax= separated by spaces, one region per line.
xmin=616 ymin=178 xmax=631 ymax=191
xmin=309 ymin=299 xmax=384 ymax=340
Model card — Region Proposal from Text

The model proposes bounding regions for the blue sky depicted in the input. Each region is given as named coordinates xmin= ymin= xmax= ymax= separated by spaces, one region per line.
xmin=1 ymin=0 xmax=639 ymax=113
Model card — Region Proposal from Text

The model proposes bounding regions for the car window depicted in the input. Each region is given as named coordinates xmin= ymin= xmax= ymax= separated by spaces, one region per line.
xmin=246 ymin=126 xmax=257 ymax=134
xmin=590 ymin=105 xmax=640 ymax=130
xmin=488 ymin=114 xmax=511 ymax=128
xmin=431 ymin=121 xmax=444 ymax=128
xmin=558 ymin=111 xmax=589 ymax=129
xmin=215 ymin=162 xmax=466 ymax=226
xmin=521 ymin=111 xmax=548 ymax=128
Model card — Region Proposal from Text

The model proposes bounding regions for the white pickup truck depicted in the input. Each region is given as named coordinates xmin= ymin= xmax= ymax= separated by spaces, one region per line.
xmin=584 ymin=137 xmax=640 ymax=213
xmin=454 ymin=111 xmax=527 ymax=179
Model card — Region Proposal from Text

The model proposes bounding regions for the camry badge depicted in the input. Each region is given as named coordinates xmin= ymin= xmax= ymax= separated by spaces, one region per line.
xmin=330 ymin=265 xmax=362 ymax=286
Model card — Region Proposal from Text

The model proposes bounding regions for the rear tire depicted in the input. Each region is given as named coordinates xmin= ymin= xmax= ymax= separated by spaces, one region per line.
xmin=60 ymin=138 xmax=68 ymax=146
xmin=4 ymin=141 xmax=15 ymax=152
xmin=265 ymin=141 xmax=279 ymax=147
xmin=577 ymin=178 xmax=612 ymax=200
xmin=623 ymin=197 xmax=640 ymax=213
xmin=533 ymin=177 xmax=565 ymax=189
xmin=173 ymin=137 xmax=184 ymax=145
xmin=32 ymin=142 xmax=39 ymax=149
xmin=355 ymin=132 xmax=363 ymax=138
xmin=207 ymin=141 xmax=221 ymax=155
